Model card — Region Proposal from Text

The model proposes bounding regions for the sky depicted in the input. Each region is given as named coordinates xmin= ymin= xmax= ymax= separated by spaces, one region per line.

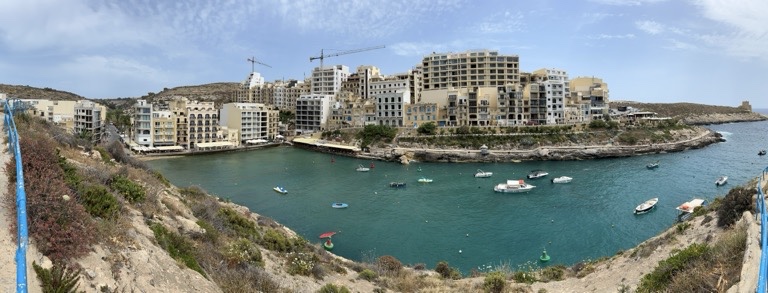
xmin=1 ymin=0 xmax=766 ymax=108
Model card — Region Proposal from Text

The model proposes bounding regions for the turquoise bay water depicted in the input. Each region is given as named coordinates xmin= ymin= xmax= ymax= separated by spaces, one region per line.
xmin=148 ymin=121 xmax=768 ymax=273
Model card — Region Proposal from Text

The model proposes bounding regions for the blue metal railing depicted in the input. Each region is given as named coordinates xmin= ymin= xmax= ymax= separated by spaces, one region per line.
xmin=3 ymin=99 xmax=28 ymax=293
xmin=757 ymin=166 xmax=767 ymax=293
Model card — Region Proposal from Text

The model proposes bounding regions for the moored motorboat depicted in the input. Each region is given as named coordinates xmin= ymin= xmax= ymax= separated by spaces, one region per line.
xmin=646 ymin=161 xmax=659 ymax=169
xmin=273 ymin=186 xmax=288 ymax=194
xmin=494 ymin=179 xmax=536 ymax=193
xmin=389 ymin=182 xmax=406 ymax=188
xmin=760 ymin=150 xmax=767 ymax=156
xmin=331 ymin=202 xmax=348 ymax=209
xmin=356 ymin=164 xmax=370 ymax=172
xmin=527 ymin=170 xmax=549 ymax=179
xmin=551 ymin=176 xmax=572 ymax=184
xmin=634 ymin=197 xmax=658 ymax=214
xmin=418 ymin=177 xmax=433 ymax=183
xmin=715 ymin=176 xmax=728 ymax=186
xmin=474 ymin=169 xmax=493 ymax=178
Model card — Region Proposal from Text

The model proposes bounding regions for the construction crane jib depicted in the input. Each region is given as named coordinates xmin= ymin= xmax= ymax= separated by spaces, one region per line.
xmin=247 ymin=57 xmax=271 ymax=72
xmin=309 ymin=45 xmax=385 ymax=70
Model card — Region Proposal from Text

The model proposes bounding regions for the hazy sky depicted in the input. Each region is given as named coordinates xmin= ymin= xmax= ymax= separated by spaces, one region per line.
xmin=1 ymin=0 xmax=766 ymax=108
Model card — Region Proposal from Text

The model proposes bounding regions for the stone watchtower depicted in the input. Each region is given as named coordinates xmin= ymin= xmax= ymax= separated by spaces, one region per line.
xmin=739 ymin=100 xmax=752 ymax=112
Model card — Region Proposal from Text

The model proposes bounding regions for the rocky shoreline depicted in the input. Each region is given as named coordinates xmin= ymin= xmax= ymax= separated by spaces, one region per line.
xmin=362 ymin=127 xmax=724 ymax=164
xmin=681 ymin=112 xmax=767 ymax=125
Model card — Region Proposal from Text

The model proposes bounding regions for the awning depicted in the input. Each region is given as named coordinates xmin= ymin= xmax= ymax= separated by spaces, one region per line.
xmin=196 ymin=142 xmax=234 ymax=148
xmin=246 ymin=139 xmax=268 ymax=144
xmin=153 ymin=146 xmax=184 ymax=151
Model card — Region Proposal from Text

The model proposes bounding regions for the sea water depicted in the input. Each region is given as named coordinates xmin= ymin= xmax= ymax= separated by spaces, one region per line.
xmin=147 ymin=121 xmax=768 ymax=273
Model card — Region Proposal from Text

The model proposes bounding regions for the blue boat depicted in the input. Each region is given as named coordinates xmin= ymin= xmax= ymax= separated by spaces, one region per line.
xmin=331 ymin=202 xmax=348 ymax=209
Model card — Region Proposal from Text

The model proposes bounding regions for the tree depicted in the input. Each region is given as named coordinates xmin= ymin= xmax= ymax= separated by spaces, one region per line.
xmin=417 ymin=122 xmax=437 ymax=135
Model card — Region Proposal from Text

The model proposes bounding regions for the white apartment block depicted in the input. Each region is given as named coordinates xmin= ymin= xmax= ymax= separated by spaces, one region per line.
xmin=532 ymin=68 xmax=569 ymax=125
xmin=421 ymin=49 xmax=520 ymax=91
xmin=311 ymin=65 xmax=349 ymax=95
xmin=220 ymin=103 xmax=279 ymax=143
xmin=74 ymin=100 xmax=105 ymax=143
xmin=376 ymin=89 xmax=411 ymax=127
xmin=133 ymin=100 xmax=152 ymax=146
xmin=295 ymin=94 xmax=333 ymax=134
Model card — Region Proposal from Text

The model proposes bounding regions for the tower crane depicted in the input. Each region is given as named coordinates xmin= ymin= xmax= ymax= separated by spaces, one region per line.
xmin=309 ymin=45 xmax=385 ymax=69
xmin=247 ymin=57 xmax=271 ymax=72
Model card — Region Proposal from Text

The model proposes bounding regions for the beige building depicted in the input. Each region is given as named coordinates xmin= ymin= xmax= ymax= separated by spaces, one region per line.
xmin=237 ymin=71 xmax=266 ymax=103
xmin=570 ymin=77 xmax=610 ymax=120
xmin=151 ymin=109 xmax=176 ymax=147
xmin=184 ymin=100 xmax=219 ymax=148
xmin=23 ymin=99 xmax=79 ymax=125
xmin=220 ymin=103 xmax=279 ymax=143
xmin=404 ymin=103 xmax=439 ymax=128
xmin=421 ymin=49 xmax=520 ymax=91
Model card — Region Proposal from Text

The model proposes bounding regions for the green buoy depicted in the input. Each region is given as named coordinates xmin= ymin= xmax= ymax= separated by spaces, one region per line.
xmin=323 ymin=238 xmax=334 ymax=251
xmin=539 ymin=250 xmax=550 ymax=262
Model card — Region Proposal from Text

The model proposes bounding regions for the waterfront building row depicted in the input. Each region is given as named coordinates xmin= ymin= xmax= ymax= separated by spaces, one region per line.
xmin=237 ymin=49 xmax=610 ymax=133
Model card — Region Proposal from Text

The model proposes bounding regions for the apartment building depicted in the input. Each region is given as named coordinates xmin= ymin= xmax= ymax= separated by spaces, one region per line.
xmin=356 ymin=65 xmax=381 ymax=99
xmin=295 ymin=94 xmax=333 ymax=134
xmin=238 ymin=71 xmax=266 ymax=103
xmin=329 ymin=91 xmax=368 ymax=129
xmin=186 ymin=100 xmax=219 ymax=148
xmin=376 ymin=88 xmax=411 ymax=127
xmin=74 ymin=100 xmax=104 ymax=143
xmin=570 ymin=77 xmax=610 ymax=120
xmin=23 ymin=99 xmax=79 ymax=126
xmin=311 ymin=65 xmax=350 ymax=95
xmin=151 ymin=109 xmax=176 ymax=147
xmin=532 ymin=68 xmax=569 ymax=125
xmin=404 ymin=103 xmax=438 ymax=128
xmin=220 ymin=103 xmax=279 ymax=143
xmin=421 ymin=49 xmax=520 ymax=91
xmin=497 ymin=83 xmax=526 ymax=126
xmin=273 ymin=79 xmax=304 ymax=111
xmin=133 ymin=99 xmax=152 ymax=146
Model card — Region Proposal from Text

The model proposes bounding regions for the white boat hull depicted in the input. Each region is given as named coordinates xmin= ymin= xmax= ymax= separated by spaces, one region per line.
xmin=551 ymin=176 xmax=572 ymax=184
xmin=494 ymin=182 xmax=536 ymax=193
xmin=634 ymin=198 xmax=658 ymax=214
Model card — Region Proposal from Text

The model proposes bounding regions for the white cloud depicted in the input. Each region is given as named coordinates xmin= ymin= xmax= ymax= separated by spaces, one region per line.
xmin=55 ymin=55 xmax=173 ymax=98
xmin=692 ymin=0 xmax=768 ymax=61
xmin=588 ymin=34 xmax=636 ymax=39
xmin=473 ymin=10 xmax=525 ymax=34
xmin=664 ymin=39 xmax=696 ymax=50
xmin=589 ymin=0 xmax=667 ymax=5
xmin=635 ymin=20 xmax=664 ymax=35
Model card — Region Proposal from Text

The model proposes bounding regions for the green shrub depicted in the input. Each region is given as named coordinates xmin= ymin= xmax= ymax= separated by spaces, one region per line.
xmin=57 ymin=152 xmax=82 ymax=189
xmin=109 ymin=175 xmax=146 ymax=203
xmin=93 ymin=146 xmax=113 ymax=164
xmin=435 ymin=261 xmax=461 ymax=279
xmin=149 ymin=222 xmax=206 ymax=277
xmin=287 ymin=252 xmax=316 ymax=276
xmin=223 ymin=238 xmax=263 ymax=267
xmin=417 ymin=122 xmax=437 ymax=135
xmin=196 ymin=220 xmax=219 ymax=243
xmin=218 ymin=207 xmax=258 ymax=239
xmin=539 ymin=265 xmax=566 ymax=282
xmin=637 ymin=243 xmax=709 ymax=292
xmin=77 ymin=183 xmax=120 ymax=220
xmin=376 ymin=255 xmax=402 ymax=274
xmin=33 ymin=261 xmax=82 ymax=293
xmin=717 ymin=186 xmax=755 ymax=227
xmin=483 ymin=271 xmax=506 ymax=293
xmin=317 ymin=283 xmax=351 ymax=293
xmin=358 ymin=269 xmax=377 ymax=281
xmin=512 ymin=270 xmax=536 ymax=284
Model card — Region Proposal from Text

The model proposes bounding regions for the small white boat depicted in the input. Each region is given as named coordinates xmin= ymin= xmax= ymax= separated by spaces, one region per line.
xmin=356 ymin=164 xmax=370 ymax=172
xmin=634 ymin=197 xmax=658 ymax=214
xmin=418 ymin=177 xmax=433 ymax=183
xmin=646 ymin=161 xmax=659 ymax=169
xmin=389 ymin=182 xmax=407 ymax=188
xmin=715 ymin=176 xmax=728 ymax=186
xmin=494 ymin=179 xmax=536 ymax=193
xmin=527 ymin=170 xmax=549 ymax=179
xmin=474 ymin=169 xmax=493 ymax=178
xmin=273 ymin=186 xmax=288 ymax=194
xmin=551 ymin=176 xmax=572 ymax=184
xmin=331 ymin=203 xmax=348 ymax=209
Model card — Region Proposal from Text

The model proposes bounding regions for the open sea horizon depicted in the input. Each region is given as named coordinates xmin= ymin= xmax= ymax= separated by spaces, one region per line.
xmin=147 ymin=121 xmax=768 ymax=273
